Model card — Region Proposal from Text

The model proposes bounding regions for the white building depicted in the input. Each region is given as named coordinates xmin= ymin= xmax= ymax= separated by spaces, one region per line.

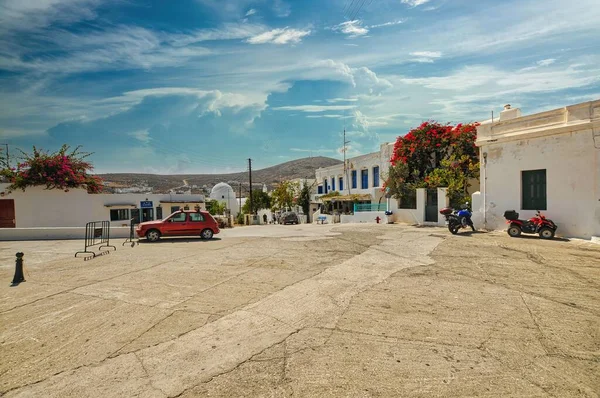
xmin=209 ymin=182 xmax=240 ymax=216
xmin=313 ymin=143 xmax=395 ymax=224
xmin=474 ymin=100 xmax=600 ymax=240
xmin=315 ymin=143 xmax=393 ymax=200
xmin=0 ymin=184 xmax=205 ymax=240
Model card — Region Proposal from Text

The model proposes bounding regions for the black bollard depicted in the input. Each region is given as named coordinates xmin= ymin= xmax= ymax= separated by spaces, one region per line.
xmin=11 ymin=252 xmax=25 ymax=286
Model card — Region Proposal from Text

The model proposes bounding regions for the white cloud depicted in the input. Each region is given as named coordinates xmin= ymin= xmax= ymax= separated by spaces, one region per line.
xmin=0 ymin=0 xmax=101 ymax=34
xmin=247 ymin=27 xmax=311 ymax=44
xmin=401 ymin=0 xmax=432 ymax=7
xmin=410 ymin=51 xmax=442 ymax=58
xmin=311 ymin=60 xmax=392 ymax=95
xmin=128 ymin=129 xmax=151 ymax=144
xmin=290 ymin=148 xmax=335 ymax=153
xmin=273 ymin=105 xmax=356 ymax=112
xmin=409 ymin=51 xmax=442 ymax=63
xmin=369 ymin=20 xmax=404 ymax=29
xmin=333 ymin=20 xmax=369 ymax=38
xmin=273 ymin=0 xmax=291 ymax=17
xmin=245 ymin=8 xmax=256 ymax=16
xmin=537 ymin=58 xmax=556 ymax=66
xmin=326 ymin=98 xmax=359 ymax=103
xmin=305 ymin=114 xmax=353 ymax=119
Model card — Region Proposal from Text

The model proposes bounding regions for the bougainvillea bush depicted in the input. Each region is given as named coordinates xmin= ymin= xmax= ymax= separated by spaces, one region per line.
xmin=384 ymin=121 xmax=479 ymax=207
xmin=0 ymin=145 xmax=103 ymax=193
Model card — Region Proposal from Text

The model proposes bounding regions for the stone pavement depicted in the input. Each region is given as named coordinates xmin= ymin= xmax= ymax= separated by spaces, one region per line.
xmin=0 ymin=224 xmax=598 ymax=397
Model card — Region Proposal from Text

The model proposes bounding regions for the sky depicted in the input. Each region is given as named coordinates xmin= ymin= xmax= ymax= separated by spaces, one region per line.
xmin=1 ymin=0 xmax=599 ymax=174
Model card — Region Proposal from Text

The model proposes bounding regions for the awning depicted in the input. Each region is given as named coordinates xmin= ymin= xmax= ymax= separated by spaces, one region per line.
xmin=159 ymin=200 xmax=204 ymax=204
xmin=104 ymin=203 xmax=137 ymax=208
xmin=321 ymin=194 xmax=372 ymax=202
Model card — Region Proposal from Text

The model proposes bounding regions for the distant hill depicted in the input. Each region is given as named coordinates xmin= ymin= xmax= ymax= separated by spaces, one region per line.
xmin=98 ymin=156 xmax=342 ymax=194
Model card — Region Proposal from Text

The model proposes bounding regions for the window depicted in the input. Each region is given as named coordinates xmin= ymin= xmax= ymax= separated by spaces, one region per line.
xmin=331 ymin=177 xmax=335 ymax=191
xmin=522 ymin=169 xmax=546 ymax=210
xmin=351 ymin=170 xmax=357 ymax=189
xmin=110 ymin=208 xmax=129 ymax=221
xmin=373 ymin=166 xmax=380 ymax=187
xmin=318 ymin=185 xmax=323 ymax=194
xmin=170 ymin=206 xmax=180 ymax=213
xmin=339 ymin=177 xmax=344 ymax=191
xmin=156 ymin=206 xmax=163 ymax=220
xmin=189 ymin=212 xmax=205 ymax=222
xmin=170 ymin=212 xmax=187 ymax=222
xmin=361 ymin=169 xmax=368 ymax=189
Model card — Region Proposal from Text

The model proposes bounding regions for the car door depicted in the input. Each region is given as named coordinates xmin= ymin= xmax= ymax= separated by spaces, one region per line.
xmin=163 ymin=211 xmax=188 ymax=236
xmin=188 ymin=212 xmax=206 ymax=235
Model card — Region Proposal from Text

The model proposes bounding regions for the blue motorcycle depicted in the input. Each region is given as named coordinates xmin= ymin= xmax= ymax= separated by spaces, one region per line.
xmin=440 ymin=203 xmax=475 ymax=234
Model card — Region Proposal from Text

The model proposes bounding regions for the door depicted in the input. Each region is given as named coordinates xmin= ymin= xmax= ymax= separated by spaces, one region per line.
xmin=425 ymin=189 xmax=438 ymax=222
xmin=188 ymin=212 xmax=207 ymax=235
xmin=163 ymin=212 xmax=188 ymax=235
xmin=0 ymin=199 xmax=16 ymax=228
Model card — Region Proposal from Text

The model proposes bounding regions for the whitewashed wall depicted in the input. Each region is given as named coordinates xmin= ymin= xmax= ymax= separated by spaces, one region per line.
xmin=477 ymin=100 xmax=600 ymax=239
xmin=0 ymin=184 xmax=205 ymax=229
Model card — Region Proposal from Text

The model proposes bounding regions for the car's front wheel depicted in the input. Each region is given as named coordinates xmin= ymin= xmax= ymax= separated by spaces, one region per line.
xmin=200 ymin=228 xmax=214 ymax=240
xmin=146 ymin=229 xmax=161 ymax=242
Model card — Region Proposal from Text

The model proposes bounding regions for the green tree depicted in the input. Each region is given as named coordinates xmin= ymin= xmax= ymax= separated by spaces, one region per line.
xmin=242 ymin=190 xmax=271 ymax=213
xmin=297 ymin=180 xmax=314 ymax=215
xmin=271 ymin=180 xmax=298 ymax=210
xmin=206 ymin=200 xmax=227 ymax=215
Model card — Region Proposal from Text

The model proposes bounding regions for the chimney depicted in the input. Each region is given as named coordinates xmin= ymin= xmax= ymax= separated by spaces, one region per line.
xmin=500 ymin=103 xmax=521 ymax=121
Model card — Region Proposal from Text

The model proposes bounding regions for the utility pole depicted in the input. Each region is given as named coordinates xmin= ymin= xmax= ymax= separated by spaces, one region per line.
xmin=239 ymin=182 xmax=242 ymax=212
xmin=343 ymin=128 xmax=351 ymax=194
xmin=248 ymin=158 xmax=254 ymax=215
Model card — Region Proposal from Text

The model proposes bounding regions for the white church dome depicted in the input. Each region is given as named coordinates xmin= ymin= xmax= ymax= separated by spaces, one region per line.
xmin=209 ymin=182 xmax=240 ymax=215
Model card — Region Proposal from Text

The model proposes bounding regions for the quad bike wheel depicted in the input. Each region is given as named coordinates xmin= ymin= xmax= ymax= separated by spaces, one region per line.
xmin=507 ymin=225 xmax=522 ymax=237
xmin=538 ymin=227 xmax=555 ymax=240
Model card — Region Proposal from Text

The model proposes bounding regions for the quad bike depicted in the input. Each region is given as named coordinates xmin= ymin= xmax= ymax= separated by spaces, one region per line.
xmin=504 ymin=210 xmax=557 ymax=239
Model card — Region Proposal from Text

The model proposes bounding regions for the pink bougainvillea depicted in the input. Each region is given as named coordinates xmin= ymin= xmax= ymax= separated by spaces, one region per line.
xmin=1 ymin=145 xmax=103 ymax=194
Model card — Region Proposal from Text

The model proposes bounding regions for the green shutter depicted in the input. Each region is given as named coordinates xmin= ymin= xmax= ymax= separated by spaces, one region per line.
xmin=522 ymin=169 xmax=546 ymax=210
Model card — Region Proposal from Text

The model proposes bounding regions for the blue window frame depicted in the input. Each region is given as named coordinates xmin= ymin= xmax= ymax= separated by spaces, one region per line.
xmin=352 ymin=170 xmax=357 ymax=189
xmin=373 ymin=166 xmax=380 ymax=187
xmin=339 ymin=177 xmax=344 ymax=191
xmin=361 ymin=169 xmax=368 ymax=189
xmin=331 ymin=177 xmax=335 ymax=191
xmin=318 ymin=185 xmax=323 ymax=194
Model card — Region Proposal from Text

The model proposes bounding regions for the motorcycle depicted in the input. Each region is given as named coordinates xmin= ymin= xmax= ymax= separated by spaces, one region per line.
xmin=504 ymin=210 xmax=557 ymax=239
xmin=440 ymin=203 xmax=475 ymax=234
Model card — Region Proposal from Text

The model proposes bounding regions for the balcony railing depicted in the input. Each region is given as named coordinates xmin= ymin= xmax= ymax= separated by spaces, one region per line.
xmin=353 ymin=203 xmax=387 ymax=212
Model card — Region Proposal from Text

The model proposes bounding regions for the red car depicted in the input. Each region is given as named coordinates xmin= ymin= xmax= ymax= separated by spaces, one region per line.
xmin=136 ymin=209 xmax=220 ymax=242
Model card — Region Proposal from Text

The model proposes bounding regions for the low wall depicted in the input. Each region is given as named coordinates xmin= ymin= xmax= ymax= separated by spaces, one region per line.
xmin=0 ymin=227 xmax=130 ymax=241
xmin=340 ymin=211 xmax=386 ymax=224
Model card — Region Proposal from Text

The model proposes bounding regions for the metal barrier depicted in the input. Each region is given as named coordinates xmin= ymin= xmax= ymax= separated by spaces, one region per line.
xmin=123 ymin=218 xmax=139 ymax=247
xmin=353 ymin=203 xmax=388 ymax=212
xmin=75 ymin=221 xmax=116 ymax=258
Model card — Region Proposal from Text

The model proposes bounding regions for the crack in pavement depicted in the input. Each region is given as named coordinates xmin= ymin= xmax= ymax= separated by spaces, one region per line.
xmin=4 ymin=229 xmax=443 ymax=397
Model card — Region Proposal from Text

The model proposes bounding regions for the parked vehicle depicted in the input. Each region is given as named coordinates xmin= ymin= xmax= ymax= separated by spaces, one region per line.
xmin=440 ymin=203 xmax=475 ymax=234
xmin=280 ymin=211 xmax=299 ymax=225
xmin=504 ymin=210 xmax=557 ymax=239
xmin=136 ymin=209 xmax=220 ymax=242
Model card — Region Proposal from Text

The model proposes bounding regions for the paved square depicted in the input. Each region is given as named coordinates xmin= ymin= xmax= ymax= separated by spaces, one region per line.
xmin=1 ymin=224 xmax=599 ymax=397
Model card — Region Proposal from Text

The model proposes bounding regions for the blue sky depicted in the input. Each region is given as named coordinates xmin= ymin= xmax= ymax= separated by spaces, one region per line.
xmin=1 ymin=0 xmax=599 ymax=173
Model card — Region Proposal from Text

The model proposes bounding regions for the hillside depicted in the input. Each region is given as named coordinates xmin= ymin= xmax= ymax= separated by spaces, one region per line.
xmin=98 ymin=156 xmax=342 ymax=194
